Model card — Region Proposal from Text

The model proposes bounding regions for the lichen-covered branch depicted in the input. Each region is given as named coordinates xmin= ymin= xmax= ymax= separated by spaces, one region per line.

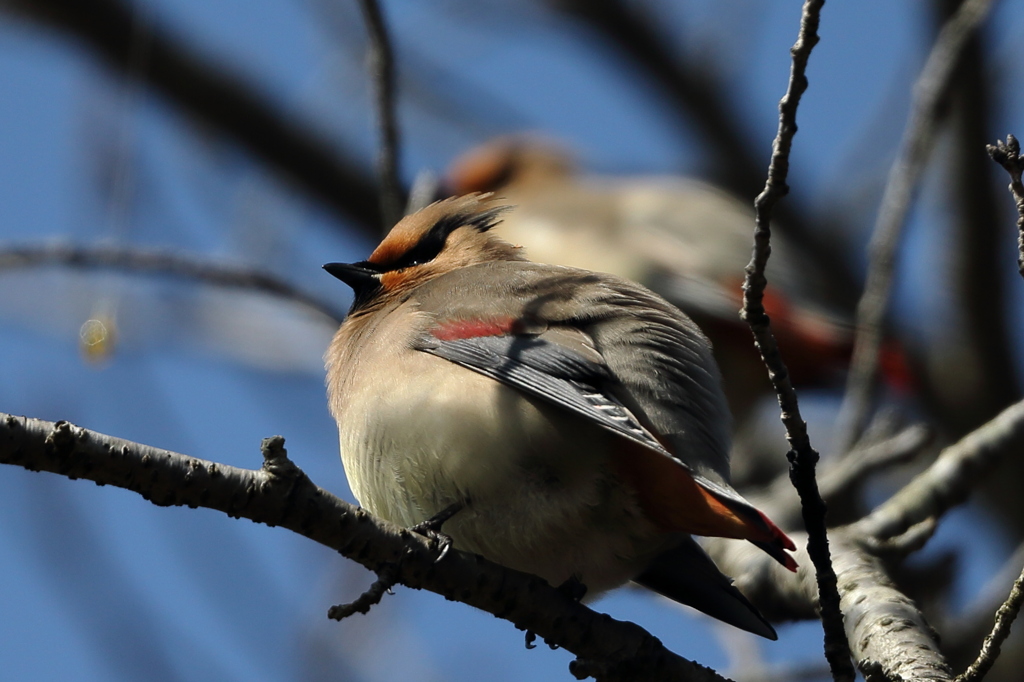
xmin=709 ymin=530 xmax=952 ymax=682
xmin=0 ymin=412 xmax=730 ymax=682
xmin=0 ymin=243 xmax=345 ymax=323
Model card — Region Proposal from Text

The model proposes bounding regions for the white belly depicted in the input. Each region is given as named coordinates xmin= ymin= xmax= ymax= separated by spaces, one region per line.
xmin=333 ymin=347 xmax=671 ymax=593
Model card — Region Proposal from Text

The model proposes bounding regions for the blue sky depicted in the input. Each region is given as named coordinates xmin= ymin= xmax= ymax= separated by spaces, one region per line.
xmin=2 ymin=2 xmax=1024 ymax=680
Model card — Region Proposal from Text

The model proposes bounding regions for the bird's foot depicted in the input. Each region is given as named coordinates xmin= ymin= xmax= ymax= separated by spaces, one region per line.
xmin=410 ymin=500 xmax=465 ymax=562
xmin=557 ymin=575 xmax=588 ymax=602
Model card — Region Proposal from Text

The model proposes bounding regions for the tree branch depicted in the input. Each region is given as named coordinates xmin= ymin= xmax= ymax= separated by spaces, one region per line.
xmin=709 ymin=398 xmax=1024 ymax=681
xmin=851 ymin=400 xmax=1024 ymax=543
xmin=0 ymin=412 xmax=732 ymax=682
xmin=738 ymin=1 xmax=853 ymax=679
xmin=985 ymin=134 xmax=1024 ymax=279
xmin=765 ymin=423 xmax=932 ymax=529
xmin=835 ymin=0 xmax=996 ymax=452
xmin=1 ymin=0 xmax=384 ymax=232
xmin=0 ymin=243 xmax=346 ymax=323
xmin=956 ymin=563 xmax=1024 ymax=682
xmin=355 ymin=0 xmax=404 ymax=231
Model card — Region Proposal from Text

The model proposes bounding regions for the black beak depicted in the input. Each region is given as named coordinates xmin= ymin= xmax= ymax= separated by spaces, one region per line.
xmin=323 ymin=261 xmax=380 ymax=288
xmin=323 ymin=261 xmax=382 ymax=309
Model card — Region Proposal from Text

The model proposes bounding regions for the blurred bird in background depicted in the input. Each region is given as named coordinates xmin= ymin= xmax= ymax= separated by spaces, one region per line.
xmin=324 ymin=194 xmax=797 ymax=639
xmin=444 ymin=136 xmax=912 ymax=442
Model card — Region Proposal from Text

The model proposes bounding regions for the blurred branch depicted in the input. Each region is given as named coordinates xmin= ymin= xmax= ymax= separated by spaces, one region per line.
xmin=835 ymin=0 xmax=996 ymax=452
xmin=933 ymin=0 xmax=1020 ymax=442
xmin=766 ymin=423 xmax=932 ymax=529
xmin=851 ymin=399 xmax=1024 ymax=542
xmin=710 ymin=399 xmax=1024 ymax=681
xmin=355 ymin=0 xmax=403 ymax=230
xmin=737 ymin=2 xmax=852 ymax=680
xmin=0 ymin=243 xmax=346 ymax=323
xmin=957 ymin=563 xmax=1024 ymax=682
xmin=817 ymin=424 xmax=931 ymax=505
xmin=549 ymin=0 xmax=858 ymax=306
xmin=986 ymin=135 xmax=1024 ymax=278
xmin=0 ymin=414 xmax=732 ymax=682
xmin=1 ymin=0 xmax=385 ymax=232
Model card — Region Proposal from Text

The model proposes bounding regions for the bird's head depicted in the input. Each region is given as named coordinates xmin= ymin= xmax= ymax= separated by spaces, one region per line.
xmin=324 ymin=194 xmax=523 ymax=312
xmin=445 ymin=135 xmax=575 ymax=194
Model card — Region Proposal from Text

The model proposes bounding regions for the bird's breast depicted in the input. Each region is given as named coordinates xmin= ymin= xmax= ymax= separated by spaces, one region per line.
xmin=326 ymin=315 xmax=670 ymax=591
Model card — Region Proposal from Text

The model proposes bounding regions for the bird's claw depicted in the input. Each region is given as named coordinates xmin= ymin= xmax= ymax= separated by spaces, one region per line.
xmin=410 ymin=500 xmax=464 ymax=562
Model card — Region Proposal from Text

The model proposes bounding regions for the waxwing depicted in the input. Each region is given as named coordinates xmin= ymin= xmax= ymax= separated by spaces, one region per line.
xmin=324 ymin=195 xmax=796 ymax=639
xmin=445 ymin=136 xmax=910 ymax=424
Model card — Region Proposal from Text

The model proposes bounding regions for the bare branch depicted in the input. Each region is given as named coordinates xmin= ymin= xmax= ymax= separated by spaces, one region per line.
xmin=0 ymin=413 xmax=732 ymax=682
xmin=957 ymin=563 xmax=1024 ymax=682
xmin=327 ymin=562 xmax=399 ymax=620
xmin=852 ymin=399 xmax=1024 ymax=542
xmin=2 ymin=0 xmax=384 ymax=231
xmin=766 ymin=423 xmax=932 ymax=529
xmin=985 ymin=134 xmax=1024 ymax=279
xmin=356 ymin=0 xmax=404 ymax=231
xmin=0 ymin=243 xmax=346 ymax=323
xmin=737 ymin=2 xmax=853 ymax=679
xmin=711 ymin=400 xmax=1024 ymax=680
xmin=708 ymin=528 xmax=952 ymax=682
xmin=836 ymin=0 xmax=996 ymax=452
xmin=818 ymin=424 xmax=931 ymax=505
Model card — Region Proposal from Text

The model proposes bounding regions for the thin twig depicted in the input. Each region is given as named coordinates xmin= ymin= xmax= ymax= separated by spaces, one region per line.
xmin=835 ymin=0 xmax=996 ymax=452
xmin=985 ymin=134 xmax=1024 ymax=279
xmin=956 ymin=563 xmax=1024 ymax=682
xmin=327 ymin=563 xmax=399 ymax=620
xmin=356 ymin=0 xmax=403 ymax=232
xmin=0 ymin=243 xmax=346 ymax=323
xmin=738 ymin=2 xmax=853 ymax=680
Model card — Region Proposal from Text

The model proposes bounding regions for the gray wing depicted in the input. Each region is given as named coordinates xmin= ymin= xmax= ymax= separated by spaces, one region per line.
xmin=415 ymin=329 xmax=671 ymax=458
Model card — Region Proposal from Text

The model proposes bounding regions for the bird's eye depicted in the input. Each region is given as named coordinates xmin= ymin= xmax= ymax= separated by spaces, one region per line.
xmin=391 ymin=229 xmax=446 ymax=270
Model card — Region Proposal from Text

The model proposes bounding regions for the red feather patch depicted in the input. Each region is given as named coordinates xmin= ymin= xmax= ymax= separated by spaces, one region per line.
xmin=432 ymin=317 xmax=519 ymax=341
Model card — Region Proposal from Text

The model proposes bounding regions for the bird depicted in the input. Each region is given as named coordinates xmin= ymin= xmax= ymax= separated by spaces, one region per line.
xmin=444 ymin=136 xmax=911 ymax=427
xmin=324 ymin=194 xmax=797 ymax=639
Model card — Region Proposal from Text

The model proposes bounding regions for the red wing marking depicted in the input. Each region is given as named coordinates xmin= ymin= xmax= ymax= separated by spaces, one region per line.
xmin=432 ymin=317 xmax=519 ymax=341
